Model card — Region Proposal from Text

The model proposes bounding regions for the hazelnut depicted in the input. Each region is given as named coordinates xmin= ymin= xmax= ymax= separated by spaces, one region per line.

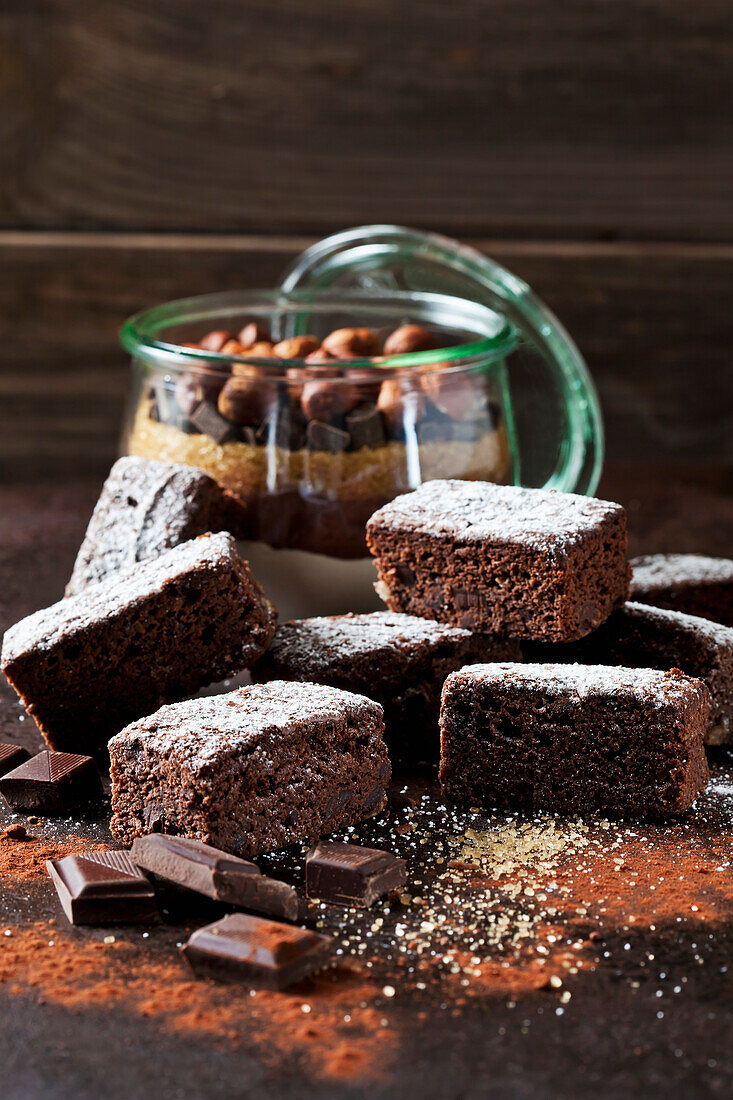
xmin=220 ymin=339 xmax=248 ymax=357
xmin=377 ymin=378 xmax=426 ymax=433
xmin=231 ymin=343 xmax=276 ymax=370
xmin=175 ymin=371 xmax=227 ymax=415
xmin=301 ymin=379 xmax=360 ymax=421
xmin=384 ymin=324 xmax=439 ymax=356
xmin=272 ymin=335 xmax=320 ymax=359
xmin=217 ymin=372 xmax=278 ymax=426
xmin=199 ymin=330 xmax=231 ymax=352
xmin=237 ymin=321 xmax=271 ymax=348
xmin=322 ymin=327 xmax=381 ymax=359
xmin=420 ymin=371 xmax=476 ymax=420
xmin=305 ymin=347 xmax=337 ymax=364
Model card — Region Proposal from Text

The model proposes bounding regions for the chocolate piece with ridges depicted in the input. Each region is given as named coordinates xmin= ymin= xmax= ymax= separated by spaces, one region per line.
xmin=130 ymin=834 xmax=299 ymax=920
xmin=439 ymin=663 xmax=710 ymax=818
xmin=2 ymin=533 xmax=277 ymax=757
xmin=306 ymin=841 xmax=406 ymax=907
xmin=367 ymin=480 xmax=630 ymax=641
xmin=190 ymin=399 xmax=239 ymax=444
xmin=47 ymin=849 xmax=159 ymax=925
xmin=181 ymin=912 xmax=332 ymax=989
xmin=253 ymin=611 xmax=521 ymax=764
xmin=345 ymin=405 xmax=386 ymax=449
xmin=630 ymin=554 xmax=733 ymax=627
xmin=0 ymin=743 xmax=30 ymax=777
xmin=109 ymin=681 xmax=390 ymax=859
xmin=65 ymin=456 xmax=230 ymax=596
xmin=0 ymin=751 xmax=102 ymax=815
xmin=524 ymin=601 xmax=733 ymax=746
xmin=307 ymin=421 xmax=350 ymax=453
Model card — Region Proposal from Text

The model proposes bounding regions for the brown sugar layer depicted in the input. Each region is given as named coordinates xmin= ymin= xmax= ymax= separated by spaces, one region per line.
xmin=524 ymin=601 xmax=733 ymax=746
xmin=439 ymin=663 xmax=710 ymax=818
xmin=1 ymin=533 xmax=277 ymax=757
xmin=109 ymin=681 xmax=390 ymax=858
xmin=630 ymin=553 xmax=733 ymax=627
xmin=253 ymin=611 xmax=521 ymax=765
xmin=127 ymin=406 xmax=512 ymax=558
xmin=367 ymin=480 xmax=630 ymax=641
xmin=65 ymin=456 xmax=233 ymax=596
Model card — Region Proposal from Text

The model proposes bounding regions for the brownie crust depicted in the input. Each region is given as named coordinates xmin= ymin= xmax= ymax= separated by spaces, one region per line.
xmin=630 ymin=554 xmax=733 ymax=628
xmin=439 ymin=663 xmax=710 ymax=819
xmin=366 ymin=481 xmax=630 ymax=641
xmin=253 ymin=611 xmax=521 ymax=764
xmin=524 ymin=601 xmax=733 ymax=746
xmin=109 ymin=681 xmax=390 ymax=858
xmin=2 ymin=533 xmax=277 ymax=756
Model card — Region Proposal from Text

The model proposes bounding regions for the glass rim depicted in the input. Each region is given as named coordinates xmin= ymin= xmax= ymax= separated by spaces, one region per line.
xmin=119 ymin=287 xmax=517 ymax=378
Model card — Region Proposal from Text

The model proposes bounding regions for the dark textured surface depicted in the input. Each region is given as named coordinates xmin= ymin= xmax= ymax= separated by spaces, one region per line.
xmin=0 ymin=473 xmax=731 ymax=1099
xmin=3 ymin=2 xmax=731 ymax=238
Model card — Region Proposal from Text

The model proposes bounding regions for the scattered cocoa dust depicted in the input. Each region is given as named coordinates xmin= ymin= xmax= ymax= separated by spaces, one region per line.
xmin=0 ymin=923 xmax=396 ymax=1083
xmin=0 ymin=830 xmax=105 ymax=881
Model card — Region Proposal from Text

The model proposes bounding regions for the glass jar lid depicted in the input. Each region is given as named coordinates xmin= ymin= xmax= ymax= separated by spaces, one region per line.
xmin=279 ymin=225 xmax=603 ymax=495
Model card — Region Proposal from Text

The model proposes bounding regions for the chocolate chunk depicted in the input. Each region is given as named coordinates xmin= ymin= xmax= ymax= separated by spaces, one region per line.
xmin=190 ymin=399 xmax=239 ymax=444
xmin=306 ymin=841 xmax=406 ymax=907
xmin=46 ymin=850 xmax=159 ymax=925
xmin=0 ymin=743 xmax=30 ymax=778
xmin=0 ymin=752 xmax=102 ymax=815
xmin=181 ymin=912 xmax=332 ymax=989
xmin=131 ymin=834 xmax=299 ymax=920
xmin=307 ymin=420 xmax=350 ymax=453
xmin=345 ymin=405 xmax=386 ymax=449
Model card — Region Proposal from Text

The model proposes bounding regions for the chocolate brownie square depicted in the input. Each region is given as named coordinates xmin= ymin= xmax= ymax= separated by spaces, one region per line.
xmin=630 ymin=554 xmax=733 ymax=627
xmin=2 ymin=533 xmax=276 ymax=757
xmin=366 ymin=481 xmax=630 ymax=641
xmin=524 ymin=602 xmax=733 ymax=746
xmin=109 ymin=681 xmax=390 ymax=858
xmin=66 ymin=456 xmax=231 ymax=596
xmin=253 ymin=611 xmax=520 ymax=764
xmin=439 ymin=664 xmax=710 ymax=818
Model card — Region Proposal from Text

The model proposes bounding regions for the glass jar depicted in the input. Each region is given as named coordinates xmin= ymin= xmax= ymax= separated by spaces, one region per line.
xmin=120 ymin=228 xmax=603 ymax=618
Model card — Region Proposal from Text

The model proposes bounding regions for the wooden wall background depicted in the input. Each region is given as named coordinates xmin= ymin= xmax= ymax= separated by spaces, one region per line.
xmin=1 ymin=1 xmax=731 ymax=485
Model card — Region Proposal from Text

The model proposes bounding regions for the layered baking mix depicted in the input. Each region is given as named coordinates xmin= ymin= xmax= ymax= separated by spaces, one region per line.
xmin=126 ymin=323 xmax=512 ymax=558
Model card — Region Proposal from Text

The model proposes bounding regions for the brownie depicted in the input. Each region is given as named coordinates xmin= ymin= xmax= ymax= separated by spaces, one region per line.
xmin=366 ymin=480 xmax=630 ymax=641
xmin=253 ymin=611 xmax=521 ymax=764
xmin=524 ymin=602 xmax=733 ymax=746
xmin=439 ymin=663 xmax=710 ymax=818
xmin=109 ymin=681 xmax=390 ymax=858
xmin=1 ymin=533 xmax=277 ymax=757
xmin=66 ymin=456 xmax=231 ymax=596
xmin=630 ymin=554 xmax=733 ymax=627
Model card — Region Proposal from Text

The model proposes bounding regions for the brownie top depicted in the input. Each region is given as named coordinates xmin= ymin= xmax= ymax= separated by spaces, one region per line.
xmin=367 ymin=480 xmax=625 ymax=549
xmin=446 ymin=662 xmax=708 ymax=708
xmin=620 ymin=601 xmax=733 ymax=648
xmin=630 ymin=554 xmax=733 ymax=591
xmin=2 ymin=532 xmax=243 ymax=664
xmin=109 ymin=681 xmax=383 ymax=766
xmin=67 ymin=456 xmax=219 ymax=585
xmin=265 ymin=612 xmax=476 ymax=672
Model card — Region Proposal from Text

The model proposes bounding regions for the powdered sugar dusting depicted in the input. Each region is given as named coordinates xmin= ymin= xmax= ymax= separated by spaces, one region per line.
xmin=368 ymin=480 xmax=625 ymax=549
xmin=631 ymin=554 xmax=733 ymax=592
xmin=623 ymin=601 xmax=733 ymax=649
xmin=66 ymin=456 xmax=220 ymax=596
xmin=2 ymin=532 xmax=241 ymax=664
xmin=448 ymin=662 xmax=707 ymax=708
xmin=267 ymin=612 xmax=475 ymax=671
xmin=110 ymin=681 xmax=383 ymax=768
